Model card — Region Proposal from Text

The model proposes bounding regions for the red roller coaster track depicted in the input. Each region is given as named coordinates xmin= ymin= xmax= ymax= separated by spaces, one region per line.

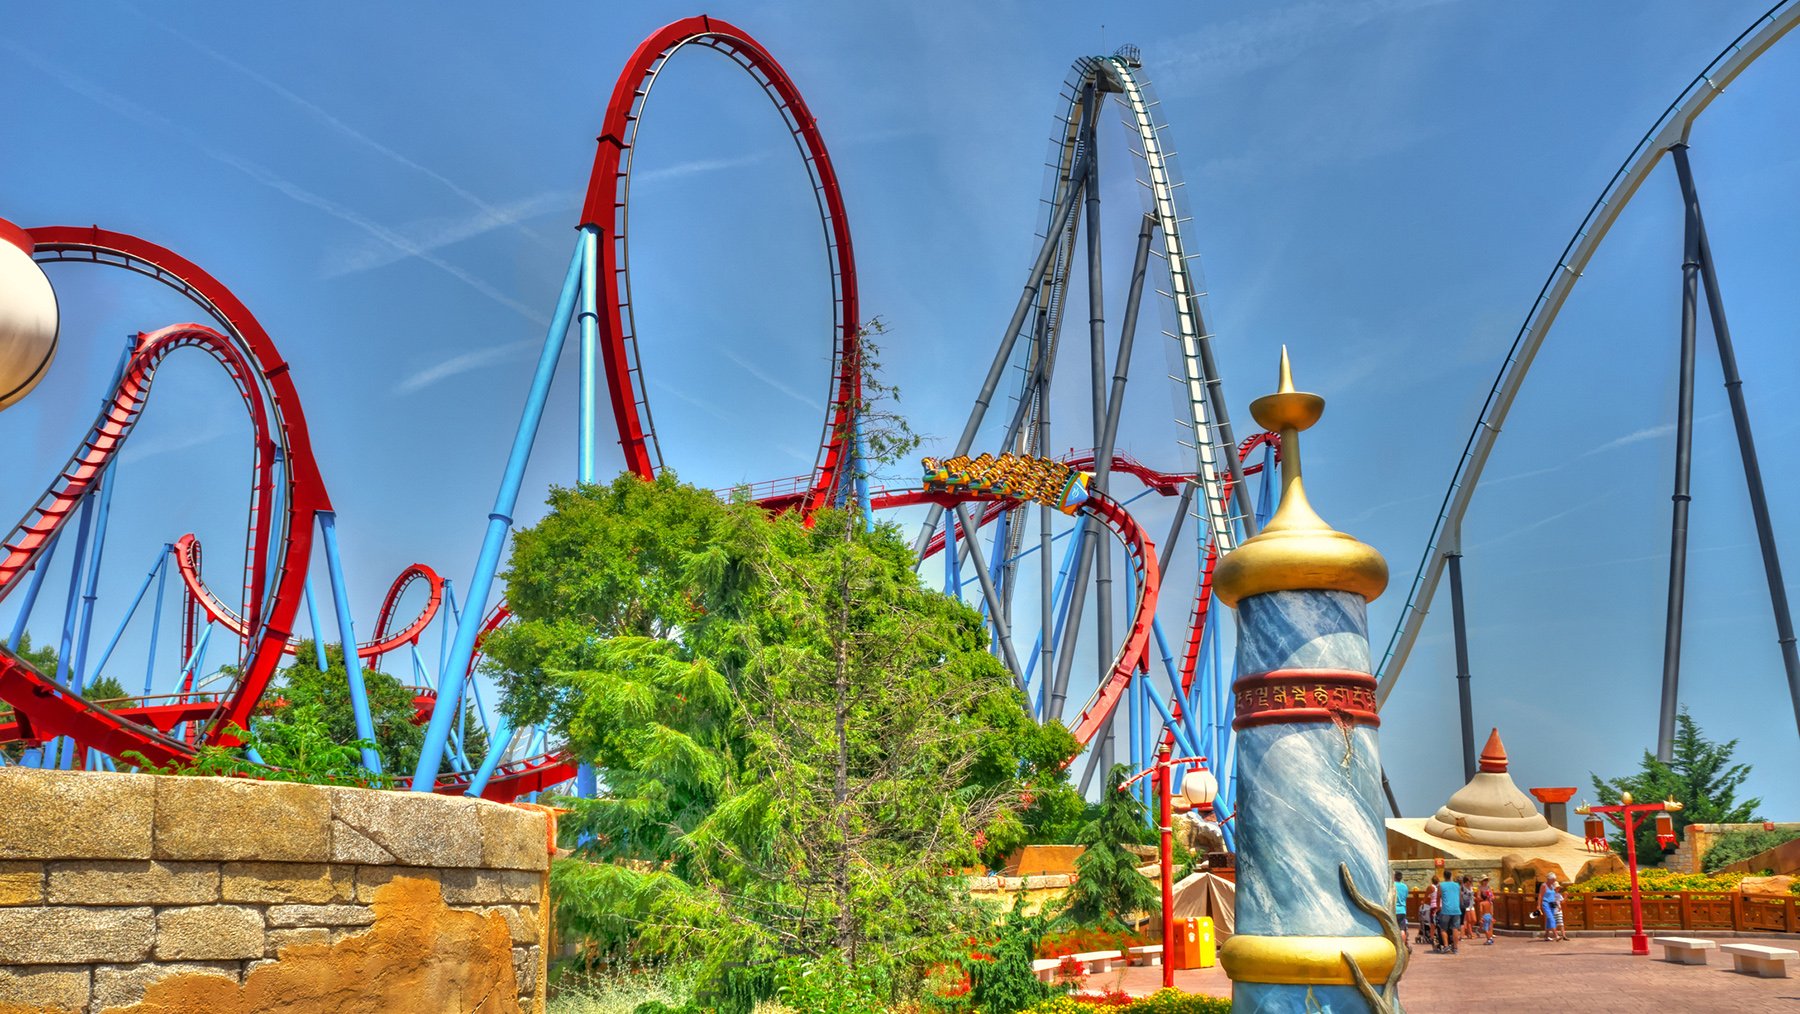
xmin=172 ymin=534 xmax=443 ymax=669
xmin=581 ymin=15 xmax=861 ymax=515
xmin=872 ymin=485 xmax=1162 ymax=749
xmin=0 ymin=228 xmax=557 ymax=798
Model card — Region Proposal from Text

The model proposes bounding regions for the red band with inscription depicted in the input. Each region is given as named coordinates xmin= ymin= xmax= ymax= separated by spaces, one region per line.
xmin=1231 ymin=668 xmax=1380 ymax=730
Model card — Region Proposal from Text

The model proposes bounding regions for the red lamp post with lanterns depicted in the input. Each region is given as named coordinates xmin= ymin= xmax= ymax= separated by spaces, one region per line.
xmin=1574 ymin=792 xmax=1684 ymax=955
xmin=1120 ymin=745 xmax=1215 ymax=989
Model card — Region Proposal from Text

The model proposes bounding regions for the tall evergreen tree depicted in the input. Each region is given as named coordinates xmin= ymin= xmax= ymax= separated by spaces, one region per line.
xmin=1591 ymin=708 xmax=1760 ymax=859
xmin=486 ymin=473 xmax=1079 ymax=1004
xmin=1062 ymin=763 xmax=1159 ymax=930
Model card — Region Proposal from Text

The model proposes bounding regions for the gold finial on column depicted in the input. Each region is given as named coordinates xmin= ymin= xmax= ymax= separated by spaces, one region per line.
xmin=1213 ymin=347 xmax=1388 ymax=607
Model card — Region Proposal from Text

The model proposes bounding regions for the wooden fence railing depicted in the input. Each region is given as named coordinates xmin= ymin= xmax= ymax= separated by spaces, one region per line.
xmin=1480 ymin=891 xmax=1799 ymax=935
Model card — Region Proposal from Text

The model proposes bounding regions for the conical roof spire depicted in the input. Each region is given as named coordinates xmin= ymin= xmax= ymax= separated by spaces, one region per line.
xmin=1479 ymin=728 xmax=1508 ymax=773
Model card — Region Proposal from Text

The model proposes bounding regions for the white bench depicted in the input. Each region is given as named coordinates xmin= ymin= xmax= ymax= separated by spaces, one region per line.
xmin=1031 ymin=950 xmax=1126 ymax=982
xmin=1652 ymin=937 xmax=1716 ymax=965
xmin=1127 ymin=944 xmax=1164 ymax=966
xmin=1068 ymin=949 xmax=1126 ymax=972
xmin=1720 ymin=943 xmax=1797 ymax=978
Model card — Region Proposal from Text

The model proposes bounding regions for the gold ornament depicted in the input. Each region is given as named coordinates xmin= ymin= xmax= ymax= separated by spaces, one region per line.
xmin=1213 ymin=348 xmax=1388 ymax=607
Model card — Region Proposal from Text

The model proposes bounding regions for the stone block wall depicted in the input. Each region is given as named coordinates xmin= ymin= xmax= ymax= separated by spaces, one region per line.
xmin=1390 ymin=857 xmax=1501 ymax=893
xmin=0 ymin=768 xmax=553 ymax=1014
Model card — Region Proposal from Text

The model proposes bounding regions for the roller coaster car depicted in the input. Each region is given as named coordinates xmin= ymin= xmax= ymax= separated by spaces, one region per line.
xmin=1057 ymin=471 xmax=1090 ymax=515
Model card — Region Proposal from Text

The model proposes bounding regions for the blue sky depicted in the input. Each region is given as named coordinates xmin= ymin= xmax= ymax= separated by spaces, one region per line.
xmin=3 ymin=1 xmax=1798 ymax=819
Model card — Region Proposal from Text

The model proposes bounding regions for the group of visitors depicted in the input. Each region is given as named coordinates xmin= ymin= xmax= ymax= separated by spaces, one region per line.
xmin=1393 ymin=870 xmax=1493 ymax=954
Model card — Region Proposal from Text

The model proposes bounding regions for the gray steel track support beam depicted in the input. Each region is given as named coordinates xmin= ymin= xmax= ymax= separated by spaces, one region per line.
xmin=910 ymin=140 xmax=1092 ymax=561
xmin=1670 ymin=143 xmax=1800 ymax=749
xmin=1448 ymin=552 xmax=1476 ymax=782
xmin=1080 ymin=96 xmax=1115 ymax=776
xmin=955 ymin=503 xmax=1024 ymax=684
xmin=1656 ymin=145 xmax=1702 ymax=763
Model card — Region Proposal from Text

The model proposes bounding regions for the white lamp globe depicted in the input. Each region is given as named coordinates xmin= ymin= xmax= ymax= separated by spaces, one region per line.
xmin=0 ymin=221 xmax=58 ymax=411
xmin=1180 ymin=768 xmax=1218 ymax=809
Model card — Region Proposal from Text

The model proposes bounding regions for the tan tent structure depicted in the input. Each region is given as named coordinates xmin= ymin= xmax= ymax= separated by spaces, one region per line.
xmin=1169 ymin=871 xmax=1235 ymax=938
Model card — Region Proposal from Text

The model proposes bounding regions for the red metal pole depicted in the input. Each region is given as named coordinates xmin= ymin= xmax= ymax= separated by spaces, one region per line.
xmin=1159 ymin=743 xmax=1175 ymax=990
xmin=1625 ymin=808 xmax=1648 ymax=955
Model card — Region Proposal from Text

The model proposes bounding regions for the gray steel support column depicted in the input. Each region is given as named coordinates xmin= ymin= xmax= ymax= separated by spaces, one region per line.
xmin=910 ymin=142 xmax=1092 ymax=561
xmin=1049 ymin=520 xmax=1096 ymax=721
xmin=955 ymin=503 xmax=1024 ymax=683
xmin=1080 ymin=97 xmax=1115 ymax=777
xmin=1157 ymin=481 xmax=1196 ymax=708
xmin=1672 ymin=143 xmax=1800 ymax=747
xmin=1657 ymin=145 xmax=1702 ymax=763
xmin=1447 ymin=552 xmax=1476 ymax=782
xmin=1157 ymin=481 xmax=1195 ymax=577
xmin=1037 ymin=311 xmax=1058 ymax=718
xmin=1381 ymin=772 xmax=1403 ymax=819
xmin=1077 ymin=729 xmax=1107 ymax=795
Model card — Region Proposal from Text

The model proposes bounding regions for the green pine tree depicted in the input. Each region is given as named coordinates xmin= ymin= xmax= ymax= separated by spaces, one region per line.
xmin=1591 ymin=708 xmax=1759 ymax=859
xmin=1062 ymin=763 xmax=1159 ymax=930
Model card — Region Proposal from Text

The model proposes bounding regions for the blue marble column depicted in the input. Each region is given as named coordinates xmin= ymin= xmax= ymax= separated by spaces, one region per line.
xmin=1225 ymin=589 xmax=1392 ymax=1013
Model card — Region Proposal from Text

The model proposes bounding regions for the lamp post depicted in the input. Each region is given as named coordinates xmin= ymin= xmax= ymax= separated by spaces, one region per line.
xmin=1121 ymin=746 xmax=1212 ymax=989
xmin=1574 ymin=792 xmax=1684 ymax=955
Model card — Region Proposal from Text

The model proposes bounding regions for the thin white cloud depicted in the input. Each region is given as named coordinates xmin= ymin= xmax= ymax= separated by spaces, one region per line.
xmin=717 ymin=347 xmax=822 ymax=411
xmin=1581 ymin=411 xmax=1725 ymax=458
xmin=630 ymin=152 xmax=771 ymax=186
xmin=1159 ymin=0 xmax=1461 ymax=86
xmin=129 ymin=7 xmax=556 ymax=250
xmin=396 ymin=339 xmax=537 ymax=395
xmin=325 ymin=190 xmax=572 ymax=278
xmin=119 ymin=421 xmax=230 ymax=465
xmin=1584 ymin=422 xmax=1674 ymax=456
xmin=6 ymin=42 xmax=546 ymax=325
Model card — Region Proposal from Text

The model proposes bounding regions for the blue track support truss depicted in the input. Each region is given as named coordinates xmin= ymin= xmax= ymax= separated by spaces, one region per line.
xmin=319 ymin=511 xmax=381 ymax=774
xmin=412 ymin=234 xmax=587 ymax=791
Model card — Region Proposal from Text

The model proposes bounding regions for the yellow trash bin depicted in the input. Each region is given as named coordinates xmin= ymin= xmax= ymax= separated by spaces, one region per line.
xmin=1194 ymin=916 xmax=1216 ymax=968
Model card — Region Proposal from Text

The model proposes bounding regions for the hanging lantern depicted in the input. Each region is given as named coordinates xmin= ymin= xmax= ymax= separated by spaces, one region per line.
xmin=1181 ymin=767 xmax=1219 ymax=812
xmin=1584 ymin=815 xmax=1607 ymax=854
xmin=1655 ymin=812 xmax=1677 ymax=852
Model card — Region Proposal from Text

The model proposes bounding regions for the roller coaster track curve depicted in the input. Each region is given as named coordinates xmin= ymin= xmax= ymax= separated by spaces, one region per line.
xmin=172 ymin=534 xmax=443 ymax=669
xmin=580 ymin=15 xmax=861 ymax=515
xmin=1375 ymin=0 xmax=1800 ymax=703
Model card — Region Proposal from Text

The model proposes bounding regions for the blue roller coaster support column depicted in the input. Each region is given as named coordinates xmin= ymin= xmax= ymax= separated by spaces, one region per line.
xmin=54 ymin=493 xmax=97 ymax=688
xmin=413 ymin=236 xmax=587 ymax=791
xmin=44 ymin=493 xmax=97 ymax=767
xmin=319 ymin=511 xmax=380 ymax=774
xmin=853 ymin=414 xmax=872 ymax=529
xmin=68 ymin=461 xmax=118 ymax=698
xmin=303 ymin=576 xmax=328 ymax=669
xmin=574 ymin=227 xmax=601 ymax=804
xmin=1140 ymin=674 xmax=1201 ymax=759
xmin=92 ymin=546 xmax=167 ymax=688
xmin=63 ymin=345 xmax=132 ymax=746
xmin=465 ymin=713 xmax=515 ymax=798
xmin=8 ymin=529 xmax=59 ymax=652
xmin=143 ymin=544 xmax=168 ymax=696
xmin=578 ymin=223 xmax=600 ymax=485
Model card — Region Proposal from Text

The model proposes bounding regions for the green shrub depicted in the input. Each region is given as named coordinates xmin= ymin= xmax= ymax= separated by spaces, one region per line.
xmin=1020 ymin=989 xmax=1230 ymax=1013
xmin=1701 ymin=828 xmax=1800 ymax=874
xmin=547 ymin=967 xmax=692 ymax=1014
xmin=972 ymin=899 xmax=1056 ymax=1014
xmin=1125 ymin=991 xmax=1232 ymax=1014
xmin=1565 ymin=868 xmax=1749 ymax=895
xmin=772 ymin=958 xmax=890 ymax=1014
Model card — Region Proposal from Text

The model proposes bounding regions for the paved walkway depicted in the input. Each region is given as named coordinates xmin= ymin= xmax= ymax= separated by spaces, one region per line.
xmin=1083 ymin=935 xmax=1800 ymax=1012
